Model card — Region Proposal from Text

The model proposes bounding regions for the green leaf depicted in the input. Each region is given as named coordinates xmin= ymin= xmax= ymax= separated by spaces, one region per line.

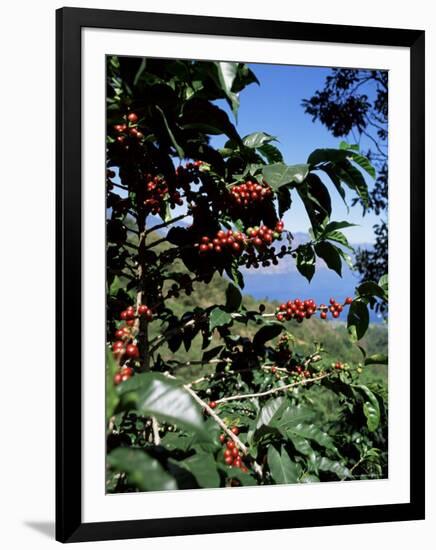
xmin=296 ymin=244 xmax=316 ymax=282
xmin=217 ymin=465 xmax=257 ymax=486
xmin=267 ymin=445 xmax=300 ymax=484
xmin=336 ymin=160 xmax=369 ymax=208
xmin=379 ymin=274 xmax=388 ymax=292
xmin=108 ymin=448 xmax=177 ymax=491
xmin=364 ymin=354 xmax=388 ymax=366
xmin=155 ymin=105 xmax=184 ymax=159
xmin=339 ymin=141 xmax=360 ymax=152
xmin=311 ymin=456 xmax=352 ymax=479
xmin=262 ymin=163 xmax=309 ymax=190
xmin=323 ymin=221 xmax=356 ymax=233
xmin=347 ymin=300 xmax=369 ymax=341
xmin=215 ymin=61 xmax=239 ymax=117
xmin=177 ymin=453 xmax=220 ymax=488
xmin=325 ymin=230 xmax=354 ymax=251
xmin=275 ymin=404 xmax=316 ymax=429
xmin=314 ymin=241 xmax=342 ymax=276
xmin=353 ymin=384 xmax=381 ymax=431
xmin=255 ymin=397 xmax=287 ymax=432
xmin=202 ymin=345 xmax=225 ymax=363
xmin=286 ymin=433 xmax=315 ymax=457
xmin=258 ymin=143 xmax=284 ymax=164
xmin=225 ymin=282 xmax=242 ymax=312
xmin=350 ymin=153 xmax=376 ymax=179
xmin=357 ymin=281 xmax=387 ymax=301
xmin=117 ymin=373 xmax=207 ymax=437
xmin=286 ymin=424 xmax=338 ymax=453
xmin=253 ymin=322 xmax=284 ymax=351
xmin=243 ymin=132 xmax=276 ymax=149
xmin=319 ymin=164 xmax=348 ymax=209
xmin=209 ymin=307 xmax=233 ymax=331
xmin=277 ymin=187 xmax=292 ymax=218
xmin=307 ymin=148 xmax=349 ymax=166
xmin=160 ymin=432 xmax=195 ymax=452
xmin=133 ymin=58 xmax=147 ymax=86
xmin=106 ymin=348 xmax=119 ymax=421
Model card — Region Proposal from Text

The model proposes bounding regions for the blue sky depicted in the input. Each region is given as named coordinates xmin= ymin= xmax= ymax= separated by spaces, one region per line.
xmin=210 ymin=63 xmax=382 ymax=244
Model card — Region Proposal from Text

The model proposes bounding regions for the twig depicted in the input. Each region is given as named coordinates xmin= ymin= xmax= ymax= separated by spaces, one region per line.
xmin=182 ymin=383 xmax=263 ymax=478
xmin=151 ymin=416 xmax=161 ymax=445
xmin=145 ymin=213 xmax=190 ymax=236
xmin=215 ymin=371 xmax=330 ymax=405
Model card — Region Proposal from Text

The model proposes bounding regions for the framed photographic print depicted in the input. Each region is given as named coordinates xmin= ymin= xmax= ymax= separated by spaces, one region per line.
xmin=56 ymin=7 xmax=425 ymax=543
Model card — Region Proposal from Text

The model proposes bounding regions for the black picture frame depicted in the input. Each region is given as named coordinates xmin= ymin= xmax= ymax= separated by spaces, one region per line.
xmin=56 ymin=7 xmax=425 ymax=543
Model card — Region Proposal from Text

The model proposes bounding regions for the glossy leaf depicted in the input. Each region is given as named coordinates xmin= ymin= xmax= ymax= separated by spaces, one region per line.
xmin=296 ymin=244 xmax=316 ymax=282
xmin=108 ymin=448 xmax=177 ymax=491
xmin=177 ymin=453 xmax=220 ymax=488
xmin=353 ymin=384 xmax=381 ymax=431
xmin=262 ymin=163 xmax=309 ymax=190
xmin=347 ymin=300 xmax=370 ymax=341
xmin=315 ymin=241 xmax=342 ymax=276
xmin=117 ymin=373 xmax=207 ymax=437
xmin=225 ymin=282 xmax=242 ymax=312
xmin=253 ymin=322 xmax=284 ymax=351
xmin=243 ymin=131 xmax=276 ymax=149
xmin=268 ymin=445 xmax=300 ymax=484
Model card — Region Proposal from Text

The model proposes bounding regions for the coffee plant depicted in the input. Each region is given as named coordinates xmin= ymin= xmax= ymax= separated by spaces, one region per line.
xmin=106 ymin=56 xmax=388 ymax=492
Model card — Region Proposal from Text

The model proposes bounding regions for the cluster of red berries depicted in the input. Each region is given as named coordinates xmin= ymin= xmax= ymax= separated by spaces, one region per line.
xmin=198 ymin=221 xmax=284 ymax=257
xmin=228 ymin=180 xmax=273 ymax=208
xmin=119 ymin=303 xmax=153 ymax=325
xmin=198 ymin=229 xmax=246 ymax=255
xmin=144 ymin=175 xmax=183 ymax=215
xmin=319 ymin=297 xmax=353 ymax=320
xmin=219 ymin=428 xmax=249 ymax=472
xmin=113 ymin=112 xmax=144 ymax=144
xmin=113 ymin=365 xmax=134 ymax=385
xmin=275 ymin=296 xmax=353 ymax=323
xmin=333 ymin=361 xmax=344 ymax=370
xmin=276 ymin=298 xmax=318 ymax=323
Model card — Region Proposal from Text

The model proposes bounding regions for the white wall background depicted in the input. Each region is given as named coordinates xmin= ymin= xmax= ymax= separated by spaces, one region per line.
xmin=0 ymin=1 xmax=433 ymax=548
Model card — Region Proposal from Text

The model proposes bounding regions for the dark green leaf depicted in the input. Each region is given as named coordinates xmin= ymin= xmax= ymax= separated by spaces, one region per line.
xmin=177 ymin=453 xmax=220 ymax=488
xmin=277 ymin=187 xmax=292 ymax=218
xmin=347 ymin=300 xmax=370 ymax=341
xmin=268 ymin=445 xmax=300 ymax=484
xmin=108 ymin=448 xmax=177 ymax=491
xmin=353 ymin=384 xmax=380 ymax=431
xmin=225 ymin=282 xmax=242 ymax=312
xmin=155 ymin=106 xmax=184 ymax=159
xmin=307 ymin=148 xmax=349 ymax=166
xmin=258 ymin=143 xmax=284 ymax=164
xmin=106 ymin=348 xmax=119 ymax=421
xmin=357 ymin=281 xmax=387 ymax=301
xmin=315 ymin=241 xmax=342 ymax=276
xmin=253 ymin=322 xmax=284 ymax=351
xmin=296 ymin=244 xmax=316 ymax=282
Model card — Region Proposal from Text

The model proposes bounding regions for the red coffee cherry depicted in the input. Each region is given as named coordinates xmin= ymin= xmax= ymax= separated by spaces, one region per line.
xmin=113 ymin=373 xmax=122 ymax=385
xmin=231 ymin=426 xmax=239 ymax=435
xmin=345 ymin=297 xmax=353 ymax=305
xmin=126 ymin=344 xmax=139 ymax=358
xmin=127 ymin=112 xmax=138 ymax=123
xmin=209 ymin=401 xmax=217 ymax=409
